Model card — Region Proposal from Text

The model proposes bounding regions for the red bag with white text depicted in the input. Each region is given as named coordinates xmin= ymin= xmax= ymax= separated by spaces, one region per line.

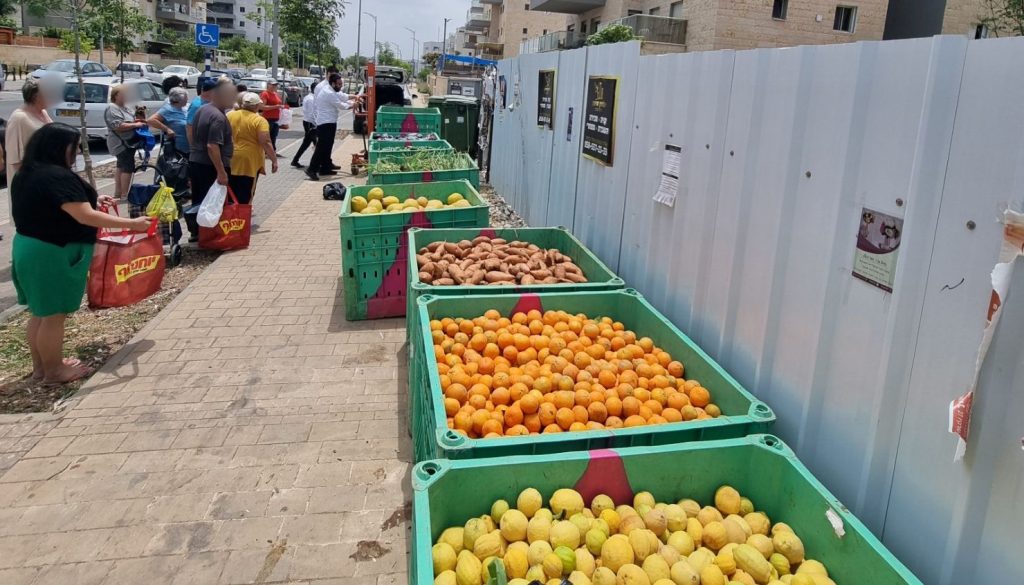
xmin=198 ymin=187 xmax=252 ymax=251
xmin=87 ymin=207 xmax=165 ymax=309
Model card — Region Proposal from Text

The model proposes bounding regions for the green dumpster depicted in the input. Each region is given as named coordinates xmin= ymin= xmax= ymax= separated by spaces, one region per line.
xmin=427 ymin=95 xmax=480 ymax=156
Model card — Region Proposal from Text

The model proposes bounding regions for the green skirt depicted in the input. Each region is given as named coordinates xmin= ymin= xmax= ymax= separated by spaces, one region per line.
xmin=12 ymin=234 xmax=94 ymax=317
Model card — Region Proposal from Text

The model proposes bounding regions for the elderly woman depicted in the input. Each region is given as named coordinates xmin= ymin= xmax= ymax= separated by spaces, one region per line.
xmin=105 ymin=85 xmax=148 ymax=199
xmin=148 ymin=87 xmax=190 ymax=155
xmin=225 ymin=92 xmax=277 ymax=203
xmin=11 ymin=124 xmax=150 ymax=383
xmin=5 ymin=78 xmax=52 ymax=180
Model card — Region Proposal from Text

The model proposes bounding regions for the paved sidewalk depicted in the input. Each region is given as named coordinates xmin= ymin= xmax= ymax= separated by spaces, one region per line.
xmin=0 ymin=136 xmax=411 ymax=584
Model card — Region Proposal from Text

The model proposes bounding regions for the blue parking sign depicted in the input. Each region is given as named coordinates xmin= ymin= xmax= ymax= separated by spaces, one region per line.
xmin=195 ymin=24 xmax=220 ymax=48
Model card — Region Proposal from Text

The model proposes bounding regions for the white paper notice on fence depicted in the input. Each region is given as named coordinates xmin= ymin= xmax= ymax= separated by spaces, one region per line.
xmin=949 ymin=209 xmax=1024 ymax=461
xmin=654 ymin=144 xmax=682 ymax=207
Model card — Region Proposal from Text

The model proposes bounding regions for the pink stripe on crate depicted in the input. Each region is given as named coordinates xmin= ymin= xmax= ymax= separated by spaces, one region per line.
xmin=422 ymin=171 xmax=434 ymax=182
xmin=510 ymin=293 xmax=543 ymax=316
xmin=400 ymin=114 xmax=420 ymax=133
xmin=365 ymin=211 xmax=435 ymax=319
xmin=574 ymin=449 xmax=633 ymax=506
xmin=479 ymin=228 xmax=499 ymax=239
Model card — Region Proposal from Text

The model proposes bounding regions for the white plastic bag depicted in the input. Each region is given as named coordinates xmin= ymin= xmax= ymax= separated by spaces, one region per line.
xmin=197 ymin=182 xmax=227 ymax=228
xmin=279 ymin=107 xmax=292 ymax=129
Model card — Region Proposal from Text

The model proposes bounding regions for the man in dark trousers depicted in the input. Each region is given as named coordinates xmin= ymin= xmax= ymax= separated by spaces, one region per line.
xmin=291 ymin=80 xmax=319 ymax=169
xmin=188 ymin=78 xmax=236 ymax=240
xmin=305 ymin=73 xmax=359 ymax=181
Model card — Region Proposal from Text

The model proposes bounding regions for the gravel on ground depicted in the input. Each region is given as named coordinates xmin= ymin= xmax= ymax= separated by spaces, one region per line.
xmin=478 ymin=184 xmax=527 ymax=228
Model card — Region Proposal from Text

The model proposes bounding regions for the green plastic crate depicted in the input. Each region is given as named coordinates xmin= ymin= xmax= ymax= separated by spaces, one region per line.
xmin=339 ymin=180 xmax=489 ymax=321
xmin=410 ymin=435 xmax=923 ymax=585
xmin=368 ymin=139 xmax=454 ymax=164
xmin=367 ymin=152 xmax=480 ymax=188
xmin=370 ymin=132 xmax=441 ymax=142
xmin=405 ymin=227 xmax=627 ymax=434
xmin=410 ymin=289 xmax=775 ymax=462
xmin=375 ymin=106 xmax=442 ymax=134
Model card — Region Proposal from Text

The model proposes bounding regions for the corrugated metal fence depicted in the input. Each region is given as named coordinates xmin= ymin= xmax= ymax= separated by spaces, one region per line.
xmin=490 ymin=36 xmax=1024 ymax=585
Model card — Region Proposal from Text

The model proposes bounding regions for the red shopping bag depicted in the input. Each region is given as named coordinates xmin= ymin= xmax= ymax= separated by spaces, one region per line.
xmin=88 ymin=208 xmax=165 ymax=309
xmin=198 ymin=187 xmax=252 ymax=251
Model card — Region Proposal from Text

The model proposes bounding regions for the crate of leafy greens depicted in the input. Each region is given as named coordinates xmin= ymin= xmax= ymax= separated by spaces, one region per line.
xmin=370 ymin=132 xmax=441 ymax=142
xmin=338 ymin=180 xmax=488 ymax=321
xmin=410 ymin=434 xmax=923 ymax=585
xmin=375 ymin=106 xmax=442 ymax=134
xmin=367 ymin=150 xmax=480 ymax=188
xmin=368 ymin=139 xmax=454 ymax=164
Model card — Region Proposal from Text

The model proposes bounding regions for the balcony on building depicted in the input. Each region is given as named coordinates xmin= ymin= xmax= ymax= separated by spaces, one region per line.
xmin=205 ymin=2 xmax=233 ymax=17
xmin=529 ymin=0 xmax=605 ymax=14
xmin=466 ymin=6 xmax=492 ymax=31
xmin=156 ymin=1 xmax=203 ymax=24
xmin=521 ymin=14 xmax=686 ymax=54
xmin=480 ymin=0 xmax=502 ymax=4
xmin=478 ymin=41 xmax=504 ymax=59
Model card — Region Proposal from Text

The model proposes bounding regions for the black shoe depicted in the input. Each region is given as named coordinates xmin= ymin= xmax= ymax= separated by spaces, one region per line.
xmin=305 ymin=170 xmax=320 ymax=181
xmin=277 ymin=153 xmax=286 ymax=158
xmin=291 ymin=161 xmax=304 ymax=169
xmin=188 ymin=234 xmax=199 ymax=243
xmin=329 ymin=164 xmax=341 ymax=170
xmin=320 ymin=169 xmax=338 ymax=176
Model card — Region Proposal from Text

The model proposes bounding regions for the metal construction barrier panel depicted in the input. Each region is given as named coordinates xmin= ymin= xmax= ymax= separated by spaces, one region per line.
xmin=489 ymin=35 xmax=1024 ymax=585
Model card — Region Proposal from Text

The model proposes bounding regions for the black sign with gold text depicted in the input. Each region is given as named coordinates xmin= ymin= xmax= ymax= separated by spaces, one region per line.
xmin=582 ymin=76 xmax=617 ymax=166
xmin=537 ymin=69 xmax=555 ymax=129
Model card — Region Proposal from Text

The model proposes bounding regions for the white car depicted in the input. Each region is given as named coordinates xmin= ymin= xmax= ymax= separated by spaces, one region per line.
xmin=115 ymin=61 xmax=164 ymax=83
xmin=248 ymin=68 xmax=270 ymax=79
xmin=161 ymin=65 xmax=201 ymax=88
xmin=48 ymin=78 xmax=168 ymax=142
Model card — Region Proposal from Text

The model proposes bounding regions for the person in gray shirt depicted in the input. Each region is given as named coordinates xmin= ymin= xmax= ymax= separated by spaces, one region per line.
xmin=188 ymin=78 xmax=236 ymax=216
xmin=104 ymin=85 xmax=147 ymax=199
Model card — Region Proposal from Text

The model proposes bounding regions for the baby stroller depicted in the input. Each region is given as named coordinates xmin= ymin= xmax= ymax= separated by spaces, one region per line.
xmin=127 ymin=136 xmax=190 ymax=267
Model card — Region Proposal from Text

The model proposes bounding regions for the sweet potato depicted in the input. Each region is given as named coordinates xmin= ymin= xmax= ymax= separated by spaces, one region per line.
xmin=434 ymin=278 xmax=455 ymax=286
xmin=485 ymin=271 xmax=514 ymax=283
xmin=418 ymin=271 xmax=433 ymax=283
xmin=416 ymin=237 xmax=589 ymax=287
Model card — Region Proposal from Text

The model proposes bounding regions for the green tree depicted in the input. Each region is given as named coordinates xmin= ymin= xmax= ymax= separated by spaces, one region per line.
xmin=165 ymin=34 xmax=204 ymax=63
xmin=423 ymin=52 xmax=441 ymax=70
xmin=83 ymin=0 xmax=154 ymax=66
xmin=59 ymin=29 xmax=94 ymax=55
xmin=980 ymin=0 xmax=1024 ymax=36
xmin=375 ymin=44 xmax=411 ymax=72
xmin=279 ymin=0 xmax=345 ymax=72
xmin=235 ymin=46 xmax=258 ymax=67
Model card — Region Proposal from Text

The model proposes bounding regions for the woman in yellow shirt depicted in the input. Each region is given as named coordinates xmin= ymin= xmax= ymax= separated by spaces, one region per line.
xmin=225 ymin=92 xmax=278 ymax=203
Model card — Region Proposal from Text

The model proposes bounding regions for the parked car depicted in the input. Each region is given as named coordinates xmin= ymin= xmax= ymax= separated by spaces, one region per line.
xmin=239 ymin=78 xmax=286 ymax=102
xmin=31 ymin=59 xmax=113 ymax=79
xmin=226 ymin=67 xmax=248 ymax=78
xmin=161 ymin=64 xmax=201 ymax=88
xmin=353 ymin=66 xmax=415 ymax=134
xmin=115 ymin=61 xmax=163 ymax=82
xmin=47 ymin=78 xmax=167 ymax=142
xmin=248 ymin=68 xmax=270 ymax=79
xmin=282 ymin=79 xmax=308 ymax=107
xmin=198 ymin=68 xmax=242 ymax=87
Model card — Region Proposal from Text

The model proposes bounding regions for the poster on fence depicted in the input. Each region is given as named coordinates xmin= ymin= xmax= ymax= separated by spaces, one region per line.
xmin=852 ymin=208 xmax=903 ymax=293
xmin=582 ymin=76 xmax=618 ymax=166
xmin=654 ymin=144 xmax=682 ymax=207
xmin=537 ymin=69 xmax=555 ymax=129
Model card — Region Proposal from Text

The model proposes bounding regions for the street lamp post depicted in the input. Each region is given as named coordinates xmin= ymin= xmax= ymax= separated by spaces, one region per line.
xmin=442 ymin=17 xmax=452 ymax=73
xmin=404 ymin=27 xmax=418 ymax=78
xmin=356 ymin=0 xmax=362 ymax=76
xmin=363 ymin=12 xmax=378 ymax=64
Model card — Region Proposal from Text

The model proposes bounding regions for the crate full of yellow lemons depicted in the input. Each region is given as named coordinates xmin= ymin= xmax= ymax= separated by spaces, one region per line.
xmin=351 ymin=186 xmax=473 ymax=215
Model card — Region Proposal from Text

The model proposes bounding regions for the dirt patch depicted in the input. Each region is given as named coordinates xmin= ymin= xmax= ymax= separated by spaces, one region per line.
xmin=478 ymin=184 xmax=527 ymax=228
xmin=350 ymin=540 xmax=390 ymax=562
xmin=380 ymin=501 xmax=412 ymax=531
xmin=0 ymin=247 xmax=220 ymax=414
xmin=255 ymin=539 xmax=288 ymax=583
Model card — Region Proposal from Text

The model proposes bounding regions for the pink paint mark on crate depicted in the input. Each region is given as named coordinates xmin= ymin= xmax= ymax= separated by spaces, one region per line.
xmin=400 ymin=114 xmax=421 ymax=133
xmin=365 ymin=209 xmax=435 ymax=319
xmin=575 ymin=449 xmax=634 ymax=506
xmin=510 ymin=293 xmax=543 ymax=316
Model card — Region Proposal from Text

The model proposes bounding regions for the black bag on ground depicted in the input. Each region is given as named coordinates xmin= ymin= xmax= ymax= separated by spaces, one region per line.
xmin=323 ymin=182 xmax=346 ymax=201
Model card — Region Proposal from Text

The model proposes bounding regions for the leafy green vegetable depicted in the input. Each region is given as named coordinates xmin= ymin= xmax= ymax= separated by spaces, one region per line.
xmin=586 ymin=24 xmax=639 ymax=46
xmin=367 ymin=151 xmax=473 ymax=174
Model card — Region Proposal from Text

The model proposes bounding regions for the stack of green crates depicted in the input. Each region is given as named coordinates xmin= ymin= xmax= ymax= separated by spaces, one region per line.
xmin=368 ymin=139 xmax=453 ymax=164
xmin=410 ymin=435 xmax=924 ymax=585
xmin=409 ymin=289 xmax=776 ymax=463
xmin=338 ymin=180 xmax=488 ymax=321
xmin=366 ymin=152 xmax=479 ymax=188
xmin=375 ymin=106 xmax=442 ymax=134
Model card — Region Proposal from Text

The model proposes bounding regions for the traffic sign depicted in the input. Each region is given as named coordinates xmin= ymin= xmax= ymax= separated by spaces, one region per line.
xmin=195 ymin=24 xmax=220 ymax=48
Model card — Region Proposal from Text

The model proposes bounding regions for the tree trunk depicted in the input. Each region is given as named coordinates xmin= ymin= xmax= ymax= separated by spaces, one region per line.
xmin=73 ymin=13 xmax=96 ymax=188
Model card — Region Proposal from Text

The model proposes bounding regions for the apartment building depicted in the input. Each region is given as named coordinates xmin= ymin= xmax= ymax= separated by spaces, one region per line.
xmin=479 ymin=0 xmax=570 ymax=58
xmin=528 ymin=0 xmax=888 ymax=52
xmin=885 ymin=0 xmax=996 ymax=40
xmin=151 ymin=1 xmax=208 ymax=37
xmin=205 ymin=0 xmax=269 ymax=43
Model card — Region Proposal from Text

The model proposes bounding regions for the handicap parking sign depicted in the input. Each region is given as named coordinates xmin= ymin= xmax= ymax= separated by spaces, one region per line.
xmin=195 ymin=24 xmax=220 ymax=48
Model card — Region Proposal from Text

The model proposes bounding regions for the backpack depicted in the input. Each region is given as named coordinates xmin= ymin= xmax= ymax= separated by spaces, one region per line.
xmin=323 ymin=182 xmax=346 ymax=201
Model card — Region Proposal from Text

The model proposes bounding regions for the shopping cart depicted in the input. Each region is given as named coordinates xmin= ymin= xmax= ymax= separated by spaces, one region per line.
xmin=127 ymin=138 xmax=190 ymax=267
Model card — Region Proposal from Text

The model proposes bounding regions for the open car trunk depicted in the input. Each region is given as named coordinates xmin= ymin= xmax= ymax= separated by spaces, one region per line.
xmin=375 ymin=83 xmax=406 ymax=107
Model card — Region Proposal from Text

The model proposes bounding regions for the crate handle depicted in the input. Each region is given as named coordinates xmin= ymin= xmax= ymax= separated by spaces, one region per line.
xmin=751 ymin=402 xmax=774 ymax=421
xmin=758 ymin=434 xmax=785 ymax=451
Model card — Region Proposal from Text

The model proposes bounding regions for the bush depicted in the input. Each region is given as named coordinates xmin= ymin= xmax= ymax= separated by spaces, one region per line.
xmin=586 ymin=24 xmax=639 ymax=46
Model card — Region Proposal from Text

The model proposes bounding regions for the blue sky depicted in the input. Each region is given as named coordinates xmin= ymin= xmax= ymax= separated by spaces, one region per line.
xmin=334 ymin=0 xmax=468 ymax=61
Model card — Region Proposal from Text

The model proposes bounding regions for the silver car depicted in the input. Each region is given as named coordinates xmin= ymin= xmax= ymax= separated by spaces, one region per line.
xmin=47 ymin=78 xmax=168 ymax=142
xmin=115 ymin=61 xmax=164 ymax=83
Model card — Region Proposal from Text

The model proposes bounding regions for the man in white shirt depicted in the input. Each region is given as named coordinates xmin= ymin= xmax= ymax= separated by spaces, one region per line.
xmin=306 ymin=73 xmax=359 ymax=181
xmin=291 ymin=81 xmax=320 ymax=169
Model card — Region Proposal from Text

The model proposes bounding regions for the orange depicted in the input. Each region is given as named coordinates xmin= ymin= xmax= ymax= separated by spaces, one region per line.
xmin=605 ymin=416 xmax=623 ymax=429
xmin=597 ymin=369 xmax=617 ymax=389
xmin=497 ymin=332 xmax=514 ymax=349
xmin=605 ymin=396 xmax=623 ymax=417
xmin=491 ymin=387 xmax=510 ymax=406
xmin=513 ymin=334 xmax=531 ymax=351
xmin=556 ymin=375 xmax=575 ymax=392
xmin=553 ymin=390 xmax=575 ymax=410
xmin=705 ymin=404 xmax=721 ymax=417
xmin=555 ymin=407 xmax=575 ymax=430
xmin=538 ymin=402 xmax=557 ymax=426
xmin=477 ymin=357 xmax=495 ymax=375
xmin=586 ymin=344 xmax=606 ymax=360
xmin=481 ymin=419 xmax=503 ymax=436
xmin=650 ymin=388 xmax=668 ymax=405
xmin=572 ymin=405 xmax=589 ymax=424
xmin=651 ymin=375 xmax=671 ymax=389
xmin=689 ymin=386 xmax=711 ymax=408
xmin=502 ymin=346 xmax=518 ymax=363
xmin=638 ymin=337 xmax=654 ymax=352
xmin=469 ymin=334 xmax=487 ymax=352
xmin=683 ymin=380 xmax=699 ymax=391
xmin=484 ymin=309 xmax=501 ymax=320
xmin=667 ymin=360 xmax=684 ymax=378
xmin=573 ymin=352 xmax=592 ymax=369
xmin=574 ymin=389 xmax=591 ymax=408
xmin=638 ymin=405 xmax=654 ymax=421
xmin=662 ymin=408 xmax=682 ymax=423
xmin=453 ymin=412 xmax=472 ymax=434
xmin=633 ymin=388 xmax=651 ymax=403
xmin=585 ymin=421 xmax=604 ymax=431
xmin=543 ymin=424 xmax=563 ymax=434
xmin=445 ymin=384 xmax=468 ymax=403
xmin=587 ymin=401 xmax=608 ymax=423
xmin=519 ymin=393 xmax=540 ymax=414
xmin=643 ymin=400 xmax=663 ymax=415
xmin=569 ymin=422 xmax=588 ymax=432
xmin=444 ymin=398 xmax=460 ymax=417
xmin=622 ymin=396 xmax=641 ymax=417
xmin=523 ymin=413 xmax=542 ymax=433
xmin=648 ymin=415 xmax=667 ymax=425
xmin=667 ymin=392 xmax=690 ymax=410
xmin=504 ymin=403 xmax=524 ymax=427
xmin=506 ymin=424 xmax=529 ymax=436
xmin=471 ymin=409 xmax=491 ymax=435
xmin=681 ymin=405 xmax=698 ymax=421
xmin=468 ymin=394 xmax=486 ymax=410
xmin=624 ymin=415 xmax=647 ymax=428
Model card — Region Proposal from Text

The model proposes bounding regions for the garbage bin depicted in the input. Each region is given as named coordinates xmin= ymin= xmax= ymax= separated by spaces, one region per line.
xmin=428 ymin=95 xmax=481 ymax=157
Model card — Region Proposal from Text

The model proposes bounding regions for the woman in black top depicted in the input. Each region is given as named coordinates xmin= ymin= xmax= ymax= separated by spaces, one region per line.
xmin=11 ymin=124 xmax=150 ymax=384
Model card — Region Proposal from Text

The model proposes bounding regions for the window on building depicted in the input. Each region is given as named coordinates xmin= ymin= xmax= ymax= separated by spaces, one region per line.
xmin=670 ymin=1 xmax=683 ymax=17
xmin=580 ymin=22 xmax=587 ymax=34
xmin=543 ymin=29 xmax=548 ymax=34
xmin=523 ymin=27 xmax=528 ymax=34
xmin=974 ymin=24 xmax=989 ymax=39
xmin=649 ymin=7 xmax=661 ymax=15
xmin=239 ymin=6 xmax=244 ymax=12
xmin=834 ymin=6 xmax=857 ymax=32
xmin=628 ymin=10 xmax=642 ymax=16
xmin=568 ymin=24 xmax=575 ymax=32
xmin=591 ymin=18 xmax=600 ymax=31
xmin=525 ymin=3 xmax=530 ymax=9
xmin=257 ymin=7 xmax=261 ymax=13
xmin=239 ymin=20 xmax=245 ymax=27
xmin=772 ymin=0 xmax=787 ymax=20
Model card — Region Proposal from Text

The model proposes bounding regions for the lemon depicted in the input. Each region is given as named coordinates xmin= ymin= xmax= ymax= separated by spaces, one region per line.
xmin=382 ymin=196 xmax=400 ymax=207
xmin=350 ymin=196 xmax=368 ymax=212
xmin=417 ymin=196 xmax=429 ymax=207
xmin=449 ymin=199 xmax=471 ymax=208
xmin=447 ymin=192 xmax=464 ymax=204
xmin=367 ymin=187 xmax=385 ymax=201
xmin=426 ymin=199 xmax=445 ymax=209
xmin=386 ymin=203 xmax=403 ymax=212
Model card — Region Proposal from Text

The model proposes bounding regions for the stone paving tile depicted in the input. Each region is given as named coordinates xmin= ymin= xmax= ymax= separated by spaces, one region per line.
xmin=0 ymin=137 xmax=411 ymax=584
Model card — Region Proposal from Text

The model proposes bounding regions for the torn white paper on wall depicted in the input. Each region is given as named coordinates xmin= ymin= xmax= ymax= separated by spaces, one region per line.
xmin=950 ymin=209 xmax=1024 ymax=461
xmin=654 ymin=144 xmax=682 ymax=207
